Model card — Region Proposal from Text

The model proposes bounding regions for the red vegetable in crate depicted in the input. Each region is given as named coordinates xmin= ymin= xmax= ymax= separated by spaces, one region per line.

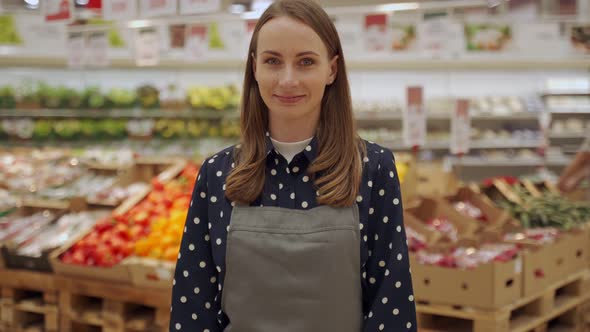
xmin=453 ymin=201 xmax=487 ymax=222
xmin=405 ymin=226 xmax=428 ymax=252
xmin=425 ymin=216 xmax=458 ymax=242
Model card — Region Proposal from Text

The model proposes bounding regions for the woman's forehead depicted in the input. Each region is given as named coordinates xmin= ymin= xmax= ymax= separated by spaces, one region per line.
xmin=257 ymin=16 xmax=328 ymax=56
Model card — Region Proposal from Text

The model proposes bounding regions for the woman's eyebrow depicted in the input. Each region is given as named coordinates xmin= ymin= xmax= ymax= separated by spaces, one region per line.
xmin=261 ymin=50 xmax=320 ymax=57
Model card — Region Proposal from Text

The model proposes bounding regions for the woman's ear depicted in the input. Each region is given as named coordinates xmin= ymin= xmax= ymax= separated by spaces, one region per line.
xmin=328 ymin=55 xmax=339 ymax=85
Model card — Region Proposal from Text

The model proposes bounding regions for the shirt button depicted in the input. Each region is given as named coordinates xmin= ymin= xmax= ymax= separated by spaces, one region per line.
xmin=292 ymin=166 xmax=300 ymax=173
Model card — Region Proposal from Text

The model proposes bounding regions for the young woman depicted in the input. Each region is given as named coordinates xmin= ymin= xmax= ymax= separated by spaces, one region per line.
xmin=170 ymin=0 xmax=417 ymax=331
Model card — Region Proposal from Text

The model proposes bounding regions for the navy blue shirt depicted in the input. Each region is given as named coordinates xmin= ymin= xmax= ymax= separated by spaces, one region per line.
xmin=170 ymin=134 xmax=417 ymax=332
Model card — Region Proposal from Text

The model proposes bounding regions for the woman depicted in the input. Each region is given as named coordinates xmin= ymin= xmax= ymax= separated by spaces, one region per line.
xmin=170 ymin=1 xmax=417 ymax=331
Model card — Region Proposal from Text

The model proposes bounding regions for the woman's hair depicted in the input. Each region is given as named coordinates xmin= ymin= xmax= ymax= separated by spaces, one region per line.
xmin=225 ymin=0 xmax=365 ymax=207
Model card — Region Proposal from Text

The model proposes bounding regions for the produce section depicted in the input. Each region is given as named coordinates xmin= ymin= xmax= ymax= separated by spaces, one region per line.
xmin=0 ymin=0 xmax=589 ymax=331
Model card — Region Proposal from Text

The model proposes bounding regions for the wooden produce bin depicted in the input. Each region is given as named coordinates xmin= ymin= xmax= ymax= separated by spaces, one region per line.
xmin=56 ymin=275 xmax=171 ymax=332
xmin=127 ymin=257 xmax=175 ymax=290
xmin=1 ymin=205 xmax=68 ymax=272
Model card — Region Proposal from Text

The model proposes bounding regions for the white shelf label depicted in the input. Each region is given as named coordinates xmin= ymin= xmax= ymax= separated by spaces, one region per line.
xmin=140 ymin=0 xmax=177 ymax=18
xmin=403 ymin=86 xmax=426 ymax=148
xmin=103 ymin=0 xmax=138 ymax=21
xmin=185 ymin=24 xmax=209 ymax=61
xmin=450 ymin=99 xmax=471 ymax=155
xmin=86 ymin=31 xmax=109 ymax=67
xmin=67 ymin=32 xmax=85 ymax=68
xmin=180 ymin=0 xmax=221 ymax=14
xmin=44 ymin=0 xmax=74 ymax=22
xmin=135 ymin=27 xmax=160 ymax=66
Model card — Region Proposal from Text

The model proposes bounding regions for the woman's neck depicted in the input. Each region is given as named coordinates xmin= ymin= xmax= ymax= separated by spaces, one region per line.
xmin=268 ymin=113 xmax=319 ymax=142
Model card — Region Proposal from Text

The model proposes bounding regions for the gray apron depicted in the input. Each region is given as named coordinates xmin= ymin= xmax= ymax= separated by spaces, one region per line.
xmin=222 ymin=204 xmax=362 ymax=332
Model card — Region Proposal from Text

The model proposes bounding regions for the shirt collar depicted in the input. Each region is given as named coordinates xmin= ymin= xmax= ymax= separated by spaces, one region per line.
xmin=264 ymin=131 xmax=318 ymax=162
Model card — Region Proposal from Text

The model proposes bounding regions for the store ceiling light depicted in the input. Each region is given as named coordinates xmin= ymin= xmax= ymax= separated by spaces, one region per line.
xmin=75 ymin=0 xmax=89 ymax=5
xmin=376 ymin=2 xmax=420 ymax=12
xmin=23 ymin=0 xmax=39 ymax=7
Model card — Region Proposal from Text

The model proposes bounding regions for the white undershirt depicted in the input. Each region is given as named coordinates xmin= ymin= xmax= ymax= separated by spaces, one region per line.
xmin=270 ymin=136 xmax=313 ymax=163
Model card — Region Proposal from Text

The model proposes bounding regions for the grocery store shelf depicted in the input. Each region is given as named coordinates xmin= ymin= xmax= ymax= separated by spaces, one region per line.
xmin=0 ymin=108 xmax=237 ymax=119
xmin=548 ymin=108 xmax=590 ymax=115
xmin=1 ymin=55 xmax=589 ymax=70
xmin=0 ymin=109 xmax=542 ymax=122
xmin=449 ymin=157 xmax=571 ymax=167
xmin=549 ymin=132 xmax=587 ymax=139
xmin=382 ymin=139 xmax=542 ymax=151
xmin=354 ymin=112 xmax=539 ymax=122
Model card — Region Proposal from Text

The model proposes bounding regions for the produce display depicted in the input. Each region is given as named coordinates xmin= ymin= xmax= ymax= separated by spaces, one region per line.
xmin=0 ymin=153 xmax=83 ymax=194
xmin=406 ymin=226 xmax=428 ymax=252
xmin=496 ymin=185 xmax=590 ymax=230
xmin=503 ymin=227 xmax=560 ymax=245
xmin=134 ymin=164 xmax=198 ymax=261
xmin=87 ymin=182 xmax=149 ymax=206
xmin=14 ymin=211 xmax=107 ymax=257
xmin=59 ymin=163 xmax=198 ymax=267
xmin=0 ymin=211 xmax=57 ymax=246
xmin=453 ymin=201 xmax=487 ymax=223
xmin=416 ymin=243 xmax=519 ymax=269
xmin=424 ymin=217 xmax=459 ymax=242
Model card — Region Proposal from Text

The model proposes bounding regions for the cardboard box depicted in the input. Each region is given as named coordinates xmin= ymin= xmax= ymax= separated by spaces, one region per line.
xmin=410 ymin=253 xmax=522 ymax=310
xmin=405 ymin=197 xmax=480 ymax=240
xmin=403 ymin=212 xmax=444 ymax=248
xmin=127 ymin=257 xmax=175 ymax=290
xmin=416 ymin=162 xmax=459 ymax=198
xmin=445 ymin=187 xmax=518 ymax=232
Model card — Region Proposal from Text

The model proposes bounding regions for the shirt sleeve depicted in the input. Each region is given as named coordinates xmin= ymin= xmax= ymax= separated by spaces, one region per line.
xmin=170 ymin=160 xmax=221 ymax=332
xmin=362 ymin=150 xmax=417 ymax=332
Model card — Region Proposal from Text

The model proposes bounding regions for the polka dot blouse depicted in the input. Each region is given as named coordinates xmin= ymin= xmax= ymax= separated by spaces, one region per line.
xmin=170 ymin=135 xmax=417 ymax=331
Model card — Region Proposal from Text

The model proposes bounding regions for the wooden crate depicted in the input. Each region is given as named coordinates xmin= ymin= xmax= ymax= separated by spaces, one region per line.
xmin=416 ymin=269 xmax=590 ymax=332
xmin=0 ymin=270 xmax=59 ymax=332
xmin=56 ymin=276 xmax=171 ymax=332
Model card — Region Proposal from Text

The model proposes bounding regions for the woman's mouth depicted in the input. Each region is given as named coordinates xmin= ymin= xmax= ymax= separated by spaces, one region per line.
xmin=274 ymin=94 xmax=305 ymax=104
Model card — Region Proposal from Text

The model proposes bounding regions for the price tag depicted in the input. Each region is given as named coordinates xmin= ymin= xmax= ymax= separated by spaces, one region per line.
xmin=67 ymin=32 xmax=85 ymax=68
xmin=403 ymin=86 xmax=426 ymax=148
xmin=140 ymin=0 xmax=177 ymax=18
xmin=450 ymin=99 xmax=471 ymax=155
xmin=179 ymin=0 xmax=221 ymax=14
xmin=102 ymin=0 xmax=137 ymax=20
xmin=44 ymin=0 xmax=74 ymax=22
xmin=185 ymin=24 xmax=208 ymax=61
xmin=86 ymin=31 xmax=109 ymax=67
xmin=135 ymin=27 xmax=160 ymax=66
xmin=364 ymin=14 xmax=388 ymax=52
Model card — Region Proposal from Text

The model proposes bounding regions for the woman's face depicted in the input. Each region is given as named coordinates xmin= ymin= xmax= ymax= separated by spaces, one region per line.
xmin=253 ymin=16 xmax=338 ymax=124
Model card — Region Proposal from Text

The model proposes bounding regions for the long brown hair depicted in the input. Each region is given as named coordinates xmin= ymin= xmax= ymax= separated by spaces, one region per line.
xmin=225 ymin=0 xmax=365 ymax=207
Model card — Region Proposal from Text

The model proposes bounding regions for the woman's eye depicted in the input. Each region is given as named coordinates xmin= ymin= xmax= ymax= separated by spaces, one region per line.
xmin=264 ymin=58 xmax=280 ymax=65
xmin=300 ymin=58 xmax=314 ymax=66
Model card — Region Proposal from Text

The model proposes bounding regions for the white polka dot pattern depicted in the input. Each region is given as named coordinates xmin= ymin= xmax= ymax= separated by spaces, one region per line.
xmin=169 ymin=141 xmax=416 ymax=331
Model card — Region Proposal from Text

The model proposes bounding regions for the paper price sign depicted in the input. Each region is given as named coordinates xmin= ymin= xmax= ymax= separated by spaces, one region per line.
xmin=450 ymin=99 xmax=471 ymax=155
xmin=180 ymin=0 xmax=221 ymax=14
xmin=86 ymin=31 xmax=109 ymax=67
xmin=185 ymin=24 xmax=208 ymax=61
xmin=140 ymin=0 xmax=177 ymax=18
xmin=44 ymin=0 xmax=73 ymax=22
xmin=403 ymin=87 xmax=426 ymax=148
xmin=103 ymin=0 xmax=137 ymax=20
xmin=135 ymin=28 xmax=160 ymax=66
xmin=67 ymin=32 xmax=85 ymax=68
